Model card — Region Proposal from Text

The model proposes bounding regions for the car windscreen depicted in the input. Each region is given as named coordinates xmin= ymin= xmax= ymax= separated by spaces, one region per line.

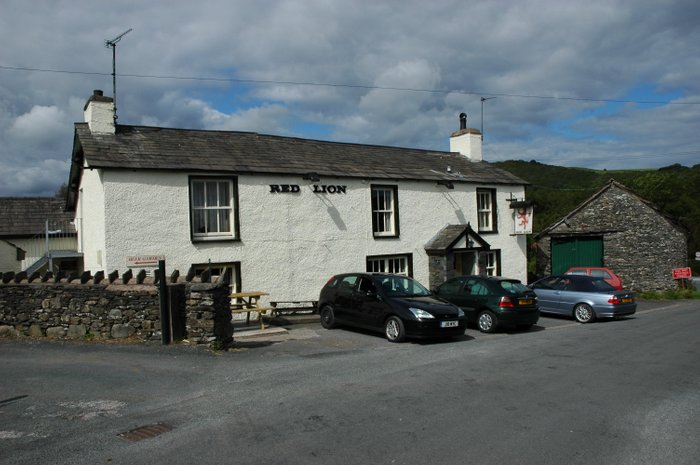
xmin=530 ymin=276 xmax=560 ymax=289
xmin=378 ymin=276 xmax=431 ymax=297
xmin=574 ymin=278 xmax=616 ymax=292
xmin=590 ymin=269 xmax=612 ymax=279
xmin=499 ymin=280 xmax=529 ymax=294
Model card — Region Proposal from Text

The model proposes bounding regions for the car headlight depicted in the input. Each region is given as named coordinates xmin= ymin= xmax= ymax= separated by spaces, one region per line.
xmin=458 ymin=308 xmax=465 ymax=317
xmin=408 ymin=307 xmax=435 ymax=319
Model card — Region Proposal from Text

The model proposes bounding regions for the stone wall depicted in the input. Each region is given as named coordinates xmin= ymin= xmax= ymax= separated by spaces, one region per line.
xmin=0 ymin=270 xmax=232 ymax=346
xmin=536 ymin=182 xmax=688 ymax=291
xmin=427 ymin=254 xmax=448 ymax=290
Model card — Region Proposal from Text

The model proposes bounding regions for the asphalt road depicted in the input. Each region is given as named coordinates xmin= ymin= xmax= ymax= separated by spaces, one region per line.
xmin=1 ymin=300 xmax=699 ymax=465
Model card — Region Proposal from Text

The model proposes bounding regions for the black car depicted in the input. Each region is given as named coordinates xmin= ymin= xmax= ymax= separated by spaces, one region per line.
xmin=433 ymin=275 xmax=539 ymax=333
xmin=318 ymin=273 xmax=467 ymax=342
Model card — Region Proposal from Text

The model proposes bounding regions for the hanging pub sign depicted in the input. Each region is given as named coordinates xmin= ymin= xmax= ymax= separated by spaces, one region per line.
xmin=514 ymin=205 xmax=534 ymax=235
xmin=508 ymin=197 xmax=534 ymax=235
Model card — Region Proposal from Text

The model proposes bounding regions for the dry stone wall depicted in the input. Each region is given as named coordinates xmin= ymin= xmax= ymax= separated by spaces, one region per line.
xmin=0 ymin=269 xmax=232 ymax=346
xmin=536 ymin=182 xmax=688 ymax=291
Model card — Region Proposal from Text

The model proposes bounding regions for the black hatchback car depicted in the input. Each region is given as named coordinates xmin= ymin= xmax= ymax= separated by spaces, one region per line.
xmin=433 ymin=275 xmax=539 ymax=333
xmin=318 ymin=273 xmax=467 ymax=342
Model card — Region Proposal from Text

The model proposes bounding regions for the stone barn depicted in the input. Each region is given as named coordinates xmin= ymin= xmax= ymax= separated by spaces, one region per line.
xmin=535 ymin=180 xmax=687 ymax=291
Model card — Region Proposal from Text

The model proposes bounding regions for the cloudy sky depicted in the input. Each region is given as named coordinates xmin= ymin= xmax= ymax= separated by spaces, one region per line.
xmin=1 ymin=0 xmax=699 ymax=197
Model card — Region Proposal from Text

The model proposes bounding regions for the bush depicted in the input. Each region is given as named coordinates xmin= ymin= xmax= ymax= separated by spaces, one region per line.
xmin=638 ymin=288 xmax=700 ymax=300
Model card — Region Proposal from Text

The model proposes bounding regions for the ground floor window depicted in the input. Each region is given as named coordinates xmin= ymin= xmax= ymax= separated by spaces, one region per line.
xmin=479 ymin=250 xmax=501 ymax=276
xmin=190 ymin=261 xmax=240 ymax=288
xmin=366 ymin=254 xmax=412 ymax=276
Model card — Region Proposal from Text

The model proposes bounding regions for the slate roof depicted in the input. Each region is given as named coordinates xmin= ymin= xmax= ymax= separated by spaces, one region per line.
xmin=0 ymin=197 xmax=74 ymax=237
xmin=424 ymin=224 xmax=491 ymax=253
xmin=71 ymin=123 xmax=527 ymax=186
xmin=537 ymin=179 xmax=686 ymax=238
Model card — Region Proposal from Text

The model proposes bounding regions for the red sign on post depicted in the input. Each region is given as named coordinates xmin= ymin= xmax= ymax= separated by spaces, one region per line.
xmin=672 ymin=267 xmax=692 ymax=279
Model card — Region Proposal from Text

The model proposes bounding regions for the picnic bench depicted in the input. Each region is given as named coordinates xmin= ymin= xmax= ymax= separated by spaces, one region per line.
xmin=269 ymin=300 xmax=318 ymax=316
xmin=230 ymin=291 xmax=274 ymax=330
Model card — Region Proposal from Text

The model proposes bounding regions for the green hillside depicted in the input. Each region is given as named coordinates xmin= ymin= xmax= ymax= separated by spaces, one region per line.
xmin=493 ymin=160 xmax=700 ymax=272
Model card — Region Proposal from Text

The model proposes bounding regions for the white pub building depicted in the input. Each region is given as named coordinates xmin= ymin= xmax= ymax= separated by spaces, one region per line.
xmin=66 ymin=90 xmax=531 ymax=302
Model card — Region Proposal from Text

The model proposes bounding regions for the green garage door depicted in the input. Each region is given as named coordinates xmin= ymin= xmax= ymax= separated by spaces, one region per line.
xmin=551 ymin=237 xmax=603 ymax=275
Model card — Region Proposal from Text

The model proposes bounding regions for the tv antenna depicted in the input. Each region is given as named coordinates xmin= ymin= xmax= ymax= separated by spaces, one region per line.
xmin=480 ymin=96 xmax=496 ymax=141
xmin=105 ymin=28 xmax=132 ymax=123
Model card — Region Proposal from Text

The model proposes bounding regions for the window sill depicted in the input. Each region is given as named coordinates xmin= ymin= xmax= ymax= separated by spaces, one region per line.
xmin=373 ymin=234 xmax=399 ymax=240
xmin=192 ymin=236 xmax=239 ymax=243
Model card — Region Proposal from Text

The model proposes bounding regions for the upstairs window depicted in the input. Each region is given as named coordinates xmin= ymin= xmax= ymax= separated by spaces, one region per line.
xmin=190 ymin=178 xmax=238 ymax=241
xmin=477 ymin=188 xmax=497 ymax=233
xmin=371 ymin=185 xmax=399 ymax=237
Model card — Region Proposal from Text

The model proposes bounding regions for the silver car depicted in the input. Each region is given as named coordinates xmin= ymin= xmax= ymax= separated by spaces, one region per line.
xmin=529 ymin=275 xmax=636 ymax=323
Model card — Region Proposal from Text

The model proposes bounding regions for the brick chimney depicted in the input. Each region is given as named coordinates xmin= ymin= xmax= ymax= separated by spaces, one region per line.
xmin=83 ymin=90 xmax=115 ymax=134
xmin=449 ymin=113 xmax=482 ymax=162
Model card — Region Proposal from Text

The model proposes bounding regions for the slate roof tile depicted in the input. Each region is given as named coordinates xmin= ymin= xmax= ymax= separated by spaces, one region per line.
xmin=0 ymin=197 xmax=74 ymax=237
xmin=74 ymin=124 xmax=527 ymax=186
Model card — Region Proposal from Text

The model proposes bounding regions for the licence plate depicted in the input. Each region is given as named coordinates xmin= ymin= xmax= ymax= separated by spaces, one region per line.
xmin=622 ymin=298 xmax=633 ymax=303
xmin=518 ymin=299 xmax=534 ymax=305
xmin=441 ymin=320 xmax=458 ymax=328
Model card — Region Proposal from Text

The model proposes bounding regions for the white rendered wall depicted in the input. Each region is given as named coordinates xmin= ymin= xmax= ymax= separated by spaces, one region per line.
xmin=84 ymin=101 xmax=115 ymax=134
xmin=76 ymin=167 xmax=107 ymax=271
xmin=92 ymin=170 xmax=526 ymax=303
xmin=449 ymin=132 xmax=482 ymax=161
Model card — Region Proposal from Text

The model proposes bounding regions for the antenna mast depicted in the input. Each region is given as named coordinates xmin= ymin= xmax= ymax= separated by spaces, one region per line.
xmin=105 ymin=28 xmax=132 ymax=123
xmin=480 ymin=96 xmax=496 ymax=141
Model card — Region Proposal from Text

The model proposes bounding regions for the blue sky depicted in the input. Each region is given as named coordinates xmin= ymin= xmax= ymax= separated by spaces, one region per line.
xmin=548 ymin=84 xmax=686 ymax=141
xmin=1 ymin=0 xmax=699 ymax=196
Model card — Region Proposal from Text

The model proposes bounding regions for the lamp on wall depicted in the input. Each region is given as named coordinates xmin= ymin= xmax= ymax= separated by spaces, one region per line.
xmin=303 ymin=172 xmax=321 ymax=182
xmin=437 ymin=180 xmax=454 ymax=189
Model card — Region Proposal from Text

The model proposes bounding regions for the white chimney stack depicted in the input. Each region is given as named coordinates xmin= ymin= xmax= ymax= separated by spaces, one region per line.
xmin=449 ymin=113 xmax=482 ymax=162
xmin=83 ymin=90 xmax=115 ymax=134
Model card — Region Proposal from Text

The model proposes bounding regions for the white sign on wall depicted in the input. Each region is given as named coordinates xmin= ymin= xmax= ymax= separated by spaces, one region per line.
xmin=127 ymin=255 xmax=165 ymax=268
xmin=514 ymin=206 xmax=534 ymax=235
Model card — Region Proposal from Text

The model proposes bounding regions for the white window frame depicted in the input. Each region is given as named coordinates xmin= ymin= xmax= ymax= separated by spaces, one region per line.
xmin=480 ymin=250 xmax=500 ymax=276
xmin=371 ymin=185 xmax=399 ymax=237
xmin=477 ymin=189 xmax=497 ymax=233
xmin=190 ymin=261 xmax=239 ymax=287
xmin=367 ymin=254 xmax=411 ymax=276
xmin=190 ymin=178 xmax=238 ymax=241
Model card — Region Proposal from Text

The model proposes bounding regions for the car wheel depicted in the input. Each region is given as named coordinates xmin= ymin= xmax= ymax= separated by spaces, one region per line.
xmin=574 ymin=303 xmax=596 ymax=323
xmin=384 ymin=316 xmax=406 ymax=343
xmin=477 ymin=310 xmax=497 ymax=333
xmin=320 ymin=306 xmax=336 ymax=329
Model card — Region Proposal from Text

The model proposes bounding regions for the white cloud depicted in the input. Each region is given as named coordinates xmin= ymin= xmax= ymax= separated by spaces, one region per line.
xmin=10 ymin=105 xmax=67 ymax=147
xmin=1 ymin=0 xmax=700 ymax=196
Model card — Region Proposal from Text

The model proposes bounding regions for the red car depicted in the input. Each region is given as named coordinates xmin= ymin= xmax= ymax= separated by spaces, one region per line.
xmin=564 ymin=267 xmax=623 ymax=290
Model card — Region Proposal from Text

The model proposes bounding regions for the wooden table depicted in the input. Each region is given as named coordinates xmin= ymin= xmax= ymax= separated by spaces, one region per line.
xmin=230 ymin=291 xmax=274 ymax=330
